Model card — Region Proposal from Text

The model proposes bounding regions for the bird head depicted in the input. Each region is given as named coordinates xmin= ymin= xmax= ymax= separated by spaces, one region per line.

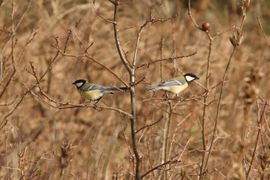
xmin=184 ymin=73 xmax=199 ymax=83
xmin=72 ymin=79 xmax=86 ymax=89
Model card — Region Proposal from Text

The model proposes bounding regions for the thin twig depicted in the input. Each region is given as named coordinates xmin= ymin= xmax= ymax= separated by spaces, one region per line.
xmin=141 ymin=159 xmax=180 ymax=179
xmin=137 ymin=52 xmax=197 ymax=69
xmin=53 ymin=45 xmax=129 ymax=87
xmin=0 ymin=0 xmax=32 ymax=80
xmin=0 ymin=69 xmax=16 ymax=99
xmin=256 ymin=17 xmax=270 ymax=49
xmin=188 ymin=0 xmax=200 ymax=28
xmin=0 ymin=91 xmax=27 ymax=129
xmin=136 ymin=117 xmax=163 ymax=133
xmin=32 ymin=90 xmax=133 ymax=118
xmin=85 ymin=54 xmax=129 ymax=87
xmin=112 ymin=1 xmax=132 ymax=73
xmin=245 ymin=100 xmax=267 ymax=179
xmin=0 ymin=42 xmax=59 ymax=129
xmin=0 ymin=97 xmax=17 ymax=106
xmin=96 ymin=11 xmax=116 ymax=24
xmin=133 ymin=17 xmax=172 ymax=67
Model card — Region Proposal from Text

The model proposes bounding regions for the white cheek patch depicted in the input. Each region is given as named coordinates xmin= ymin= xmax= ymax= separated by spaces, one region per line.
xmin=185 ymin=75 xmax=195 ymax=82
xmin=75 ymin=82 xmax=84 ymax=87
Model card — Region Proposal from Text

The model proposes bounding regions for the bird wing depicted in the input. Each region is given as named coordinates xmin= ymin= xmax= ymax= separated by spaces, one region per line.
xmin=81 ymin=83 xmax=124 ymax=93
xmin=158 ymin=78 xmax=185 ymax=87
xmin=80 ymin=83 xmax=107 ymax=91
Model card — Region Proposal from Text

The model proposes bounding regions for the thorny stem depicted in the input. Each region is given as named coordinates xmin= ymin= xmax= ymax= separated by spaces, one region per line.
xmin=199 ymin=32 xmax=212 ymax=178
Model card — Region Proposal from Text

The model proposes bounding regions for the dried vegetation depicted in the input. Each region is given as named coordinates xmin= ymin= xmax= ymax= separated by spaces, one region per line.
xmin=0 ymin=0 xmax=270 ymax=179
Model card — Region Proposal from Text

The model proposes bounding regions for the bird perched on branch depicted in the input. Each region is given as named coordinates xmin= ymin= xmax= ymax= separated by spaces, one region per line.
xmin=146 ymin=73 xmax=199 ymax=95
xmin=73 ymin=79 xmax=128 ymax=103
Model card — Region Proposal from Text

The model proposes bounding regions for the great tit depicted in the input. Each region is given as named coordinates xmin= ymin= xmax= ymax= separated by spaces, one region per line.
xmin=73 ymin=79 xmax=128 ymax=102
xmin=146 ymin=73 xmax=199 ymax=95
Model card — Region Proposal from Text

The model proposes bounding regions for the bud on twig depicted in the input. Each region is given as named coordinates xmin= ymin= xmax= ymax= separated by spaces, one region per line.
xmin=201 ymin=22 xmax=210 ymax=32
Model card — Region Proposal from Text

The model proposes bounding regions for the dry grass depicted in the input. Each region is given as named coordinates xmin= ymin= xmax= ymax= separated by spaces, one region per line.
xmin=1 ymin=0 xmax=270 ymax=179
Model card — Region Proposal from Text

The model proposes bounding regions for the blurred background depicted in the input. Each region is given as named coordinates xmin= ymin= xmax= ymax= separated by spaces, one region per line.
xmin=0 ymin=0 xmax=270 ymax=179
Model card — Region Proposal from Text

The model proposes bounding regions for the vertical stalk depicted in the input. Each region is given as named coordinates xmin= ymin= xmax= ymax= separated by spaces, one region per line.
xmin=245 ymin=101 xmax=267 ymax=179
xmin=111 ymin=1 xmax=143 ymax=178
xmin=202 ymin=47 xmax=237 ymax=175
xmin=199 ymin=32 xmax=212 ymax=178
xmin=159 ymin=37 xmax=164 ymax=82
xmin=159 ymin=101 xmax=172 ymax=180
xmin=130 ymin=69 xmax=141 ymax=180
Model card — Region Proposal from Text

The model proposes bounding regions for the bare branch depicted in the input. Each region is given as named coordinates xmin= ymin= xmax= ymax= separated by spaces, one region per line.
xmin=0 ymin=43 xmax=59 ymax=129
xmin=53 ymin=44 xmax=129 ymax=87
xmin=256 ymin=17 xmax=270 ymax=49
xmin=201 ymin=2 xmax=248 ymax=175
xmin=0 ymin=91 xmax=27 ymax=129
xmin=137 ymin=52 xmax=197 ymax=69
xmin=27 ymin=63 xmax=133 ymax=118
xmin=112 ymin=1 xmax=141 ymax=179
xmin=141 ymin=159 xmax=180 ymax=179
xmin=96 ymin=11 xmax=116 ymax=24
xmin=188 ymin=0 xmax=200 ymax=28
xmin=0 ymin=69 xmax=16 ymax=99
xmin=132 ymin=17 xmax=169 ymax=67
xmin=136 ymin=117 xmax=163 ymax=133
xmin=199 ymin=31 xmax=213 ymax=177
xmin=85 ymin=54 xmax=129 ymax=87
xmin=159 ymin=100 xmax=173 ymax=179
xmin=245 ymin=100 xmax=267 ymax=178
xmin=112 ymin=0 xmax=132 ymax=73
xmin=32 ymin=90 xmax=133 ymax=118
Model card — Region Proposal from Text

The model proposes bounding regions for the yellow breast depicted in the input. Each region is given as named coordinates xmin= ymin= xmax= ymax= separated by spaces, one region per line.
xmin=81 ymin=90 xmax=103 ymax=101
xmin=167 ymin=84 xmax=188 ymax=94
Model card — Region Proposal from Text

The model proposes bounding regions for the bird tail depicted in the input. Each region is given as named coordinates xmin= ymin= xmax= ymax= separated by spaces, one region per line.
xmin=103 ymin=87 xmax=129 ymax=94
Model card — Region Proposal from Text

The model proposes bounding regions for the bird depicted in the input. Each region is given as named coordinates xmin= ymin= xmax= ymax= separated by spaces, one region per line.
xmin=72 ymin=79 xmax=128 ymax=103
xmin=146 ymin=73 xmax=199 ymax=95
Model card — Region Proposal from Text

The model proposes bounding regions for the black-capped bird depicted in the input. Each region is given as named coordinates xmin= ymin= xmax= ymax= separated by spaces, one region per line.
xmin=73 ymin=79 xmax=128 ymax=102
xmin=146 ymin=73 xmax=199 ymax=95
